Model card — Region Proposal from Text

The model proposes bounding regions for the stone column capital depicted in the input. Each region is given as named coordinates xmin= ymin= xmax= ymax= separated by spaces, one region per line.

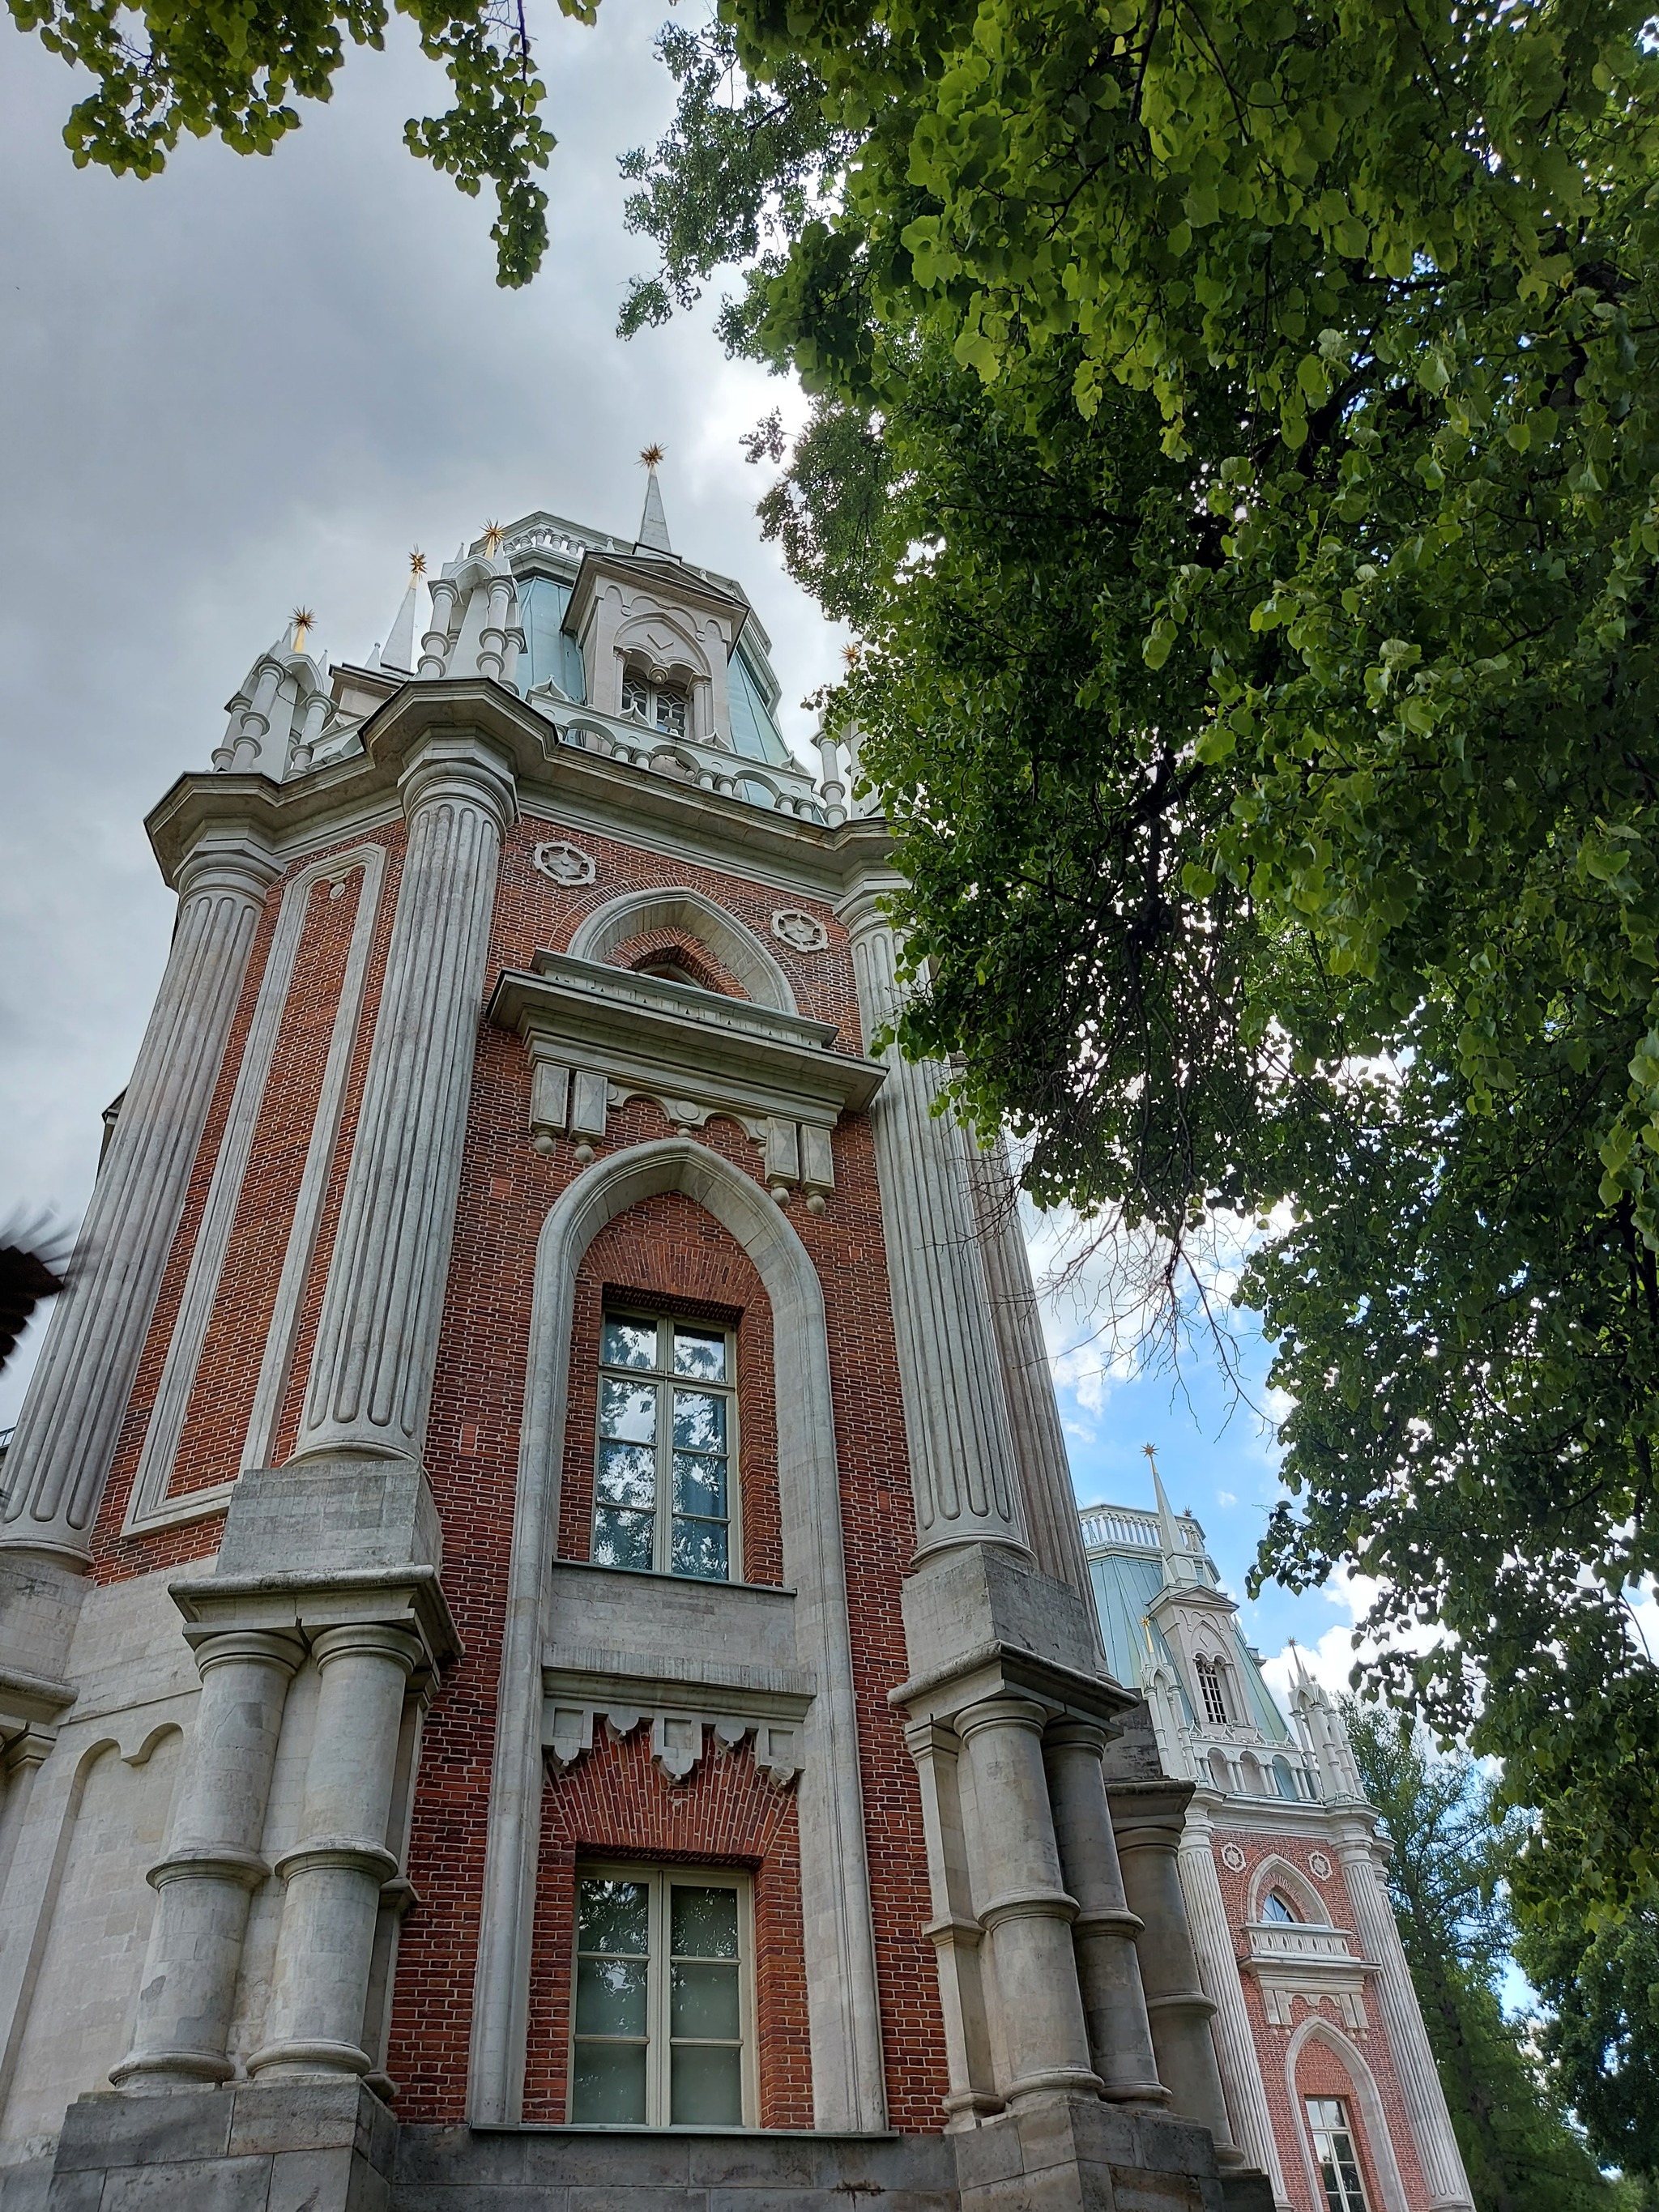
xmin=955 ymin=1694 xmax=1051 ymax=1743
xmin=1044 ymin=1717 xmax=1112 ymax=1758
xmin=192 ymin=1627 xmax=305 ymax=1682
xmin=173 ymin=828 xmax=282 ymax=906
xmin=309 ymin=1622 xmax=424 ymax=1678
xmin=396 ymin=729 xmax=518 ymax=836
xmin=834 ymin=871 xmax=908 ymax=943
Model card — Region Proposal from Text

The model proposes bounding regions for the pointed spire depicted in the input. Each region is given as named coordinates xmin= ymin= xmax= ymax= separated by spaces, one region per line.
xmin=1144 ymin=1443 xmax=1185 ymax=1581
xmin=635 ymin=445 xmax=673 ymax=554
xmin=377 ymin=549 xmax=426 ymax=674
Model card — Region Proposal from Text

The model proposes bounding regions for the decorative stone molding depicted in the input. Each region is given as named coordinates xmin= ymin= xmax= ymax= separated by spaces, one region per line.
xmin=490 ymin=950 xmax=881 ymax=1203
xmin=1219 ymin=1842 xmax=1247 ymax=1873
xmin=542 ymin=1690 xmax=804 ymax=1789
xmin=770 ymin=909 xmax=828 ymax=953
xmin=532 ymin=839 xmax=595 ymax=886
xmin=1308 ymin=1848 xmax=1332 ymax=1878
xmin=1237 ymin=1919 xmax=1374 ymax=2030
xmin=569 ymin=887 xmax=797 ymax=1012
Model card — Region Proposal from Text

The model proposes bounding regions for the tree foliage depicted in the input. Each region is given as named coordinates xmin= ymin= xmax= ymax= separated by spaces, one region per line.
xmin=616 ymin=0 xmax=1659 ymax=1916
xmin=7 ymin=0 xmax=565 ymax=283
xmin=1345 ymin=1698 xmax=1624 ymax=2210
xmin=1519 ymin=1902 xmax=1659 ymax=2190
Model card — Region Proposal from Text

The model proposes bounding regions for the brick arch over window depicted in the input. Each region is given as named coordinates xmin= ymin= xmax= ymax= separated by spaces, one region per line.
xmin=1286 ymin=2017 xmax=1413 ymax=2212
xmin=569 ymin=889 xmax=796 ymax=1012
xmin=1247 ymin=1852 xmax=1331 ymax=1928
xmin=606 ymin=927 xmax=749 ymax=1000
xmin=472 ymin=1137 xmax=882 ymax=2133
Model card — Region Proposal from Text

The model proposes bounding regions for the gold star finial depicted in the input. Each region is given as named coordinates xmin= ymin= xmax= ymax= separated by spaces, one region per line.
xmin=290 ymin=606 xmax=317 ymax=653
xmin=481 ymin=520 xmax=505 ymax=558
xmin=1142 ymin=1442 xmax=1159 ymax=1472
xmin=639 ymin=442 xmax=665 ymax=470
xmin=842 ymin=641 xmax=862 ymax=668
xmin=409 ymin=547 xmax=427 ymax=578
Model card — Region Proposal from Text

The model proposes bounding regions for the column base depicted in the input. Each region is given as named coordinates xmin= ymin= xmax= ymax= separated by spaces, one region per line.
xmin=953 ymin=2090 xmax=1277 ymax=2212
xmin=245 ymin=2037 xmax=373 ymax=2081
xmin=106 ymin=2050 xmax=234 ymax=2094
xmin=46 ymin=2080 xmax=396 ymax=2212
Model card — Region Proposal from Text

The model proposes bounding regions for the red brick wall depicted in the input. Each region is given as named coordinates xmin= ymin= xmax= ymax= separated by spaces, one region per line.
xmin=1296 ymin=2032 xmax=1395 ymax=2212
xmin=522 ymin=1727 xmax=810 ymax=2127
xmin=90 ymin=827 xmax=403 ymax=1579
xmin=1210 ymin=1827 xmax=1434 ymax=2211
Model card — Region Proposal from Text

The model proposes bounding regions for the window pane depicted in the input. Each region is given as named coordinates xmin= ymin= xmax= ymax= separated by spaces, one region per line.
xmin=672 ymin=1392 xmax=727 ymax=1453
xmin=672 ymin=1885 xmax=740 ymax=1959
xmin=672 ymin=1519 xmax=729 ymax=1581
xmin=621 ymin=675 xmax=649 ymax=722
xmin=602 ymin=1316 xmax=659 ymax=1370
xmin=670 ymin=2042 xmax=742 ymax=2126
xmin=1262 ymin=1891 xmax=1298 ymax=1924
xmin=673 ymin=1327 xmax=727 ymax=1382
xmin=599 ymin=1378 xmax=656 ymax=1443
xmin=573 ymin=2040 xmax=648 ymax=2125
xmin=655 ymin=688 xmax=688 ymax=738
xmin=597 ymin=1443 xmax=656 ymax=1507
xmin=579 ymin=1878 xmax=650 ymax=1954
xmin=671 ymin=1960 xmax=741 ymax=2040
xmin=576 ymin=1954 xmax=647 ymax=2037
xmin=592 ymin=1508 xmax=655 ymax=1571
xmin=673 ymin=1451 xmax=727 ymax=1519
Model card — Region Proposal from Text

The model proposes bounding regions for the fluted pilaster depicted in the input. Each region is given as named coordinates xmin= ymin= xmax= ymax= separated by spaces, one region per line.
xmin=838 ymin=878 xmax=1030 ymax=1561
xmin=1339 ymin=1827 xmax=1474 ymax=2210
xmin=1175 ymin=1805 xmax=1290 ymax=2202
xmin=0 ymin=833 xmax=278 ymax=1566
xmin=292 ymin=734 xmax=515 ymax=1465
xmin=965 ymin=1135 xmax=1096 ymax=1603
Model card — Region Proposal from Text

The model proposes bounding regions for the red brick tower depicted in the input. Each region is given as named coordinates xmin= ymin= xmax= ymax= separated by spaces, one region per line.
xmin=0 ymin=482 xmax=1286 ymax=2212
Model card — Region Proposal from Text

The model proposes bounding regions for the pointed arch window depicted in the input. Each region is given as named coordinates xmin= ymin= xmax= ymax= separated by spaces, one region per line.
xmin=1261 ymin=1890 xmax=1299 ymax=1924
xmin=1195 ymin=1653 xmax=1231 ymax=1728
xmin=1306 ymin=2099 xmax=1372 ymax=2212
xmin=621 ymin=667 xmax=689 ymax=739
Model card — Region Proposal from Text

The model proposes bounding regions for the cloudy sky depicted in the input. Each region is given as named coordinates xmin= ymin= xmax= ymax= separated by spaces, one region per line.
xmin=0 ymin=0 xmax=1363 ymax=1686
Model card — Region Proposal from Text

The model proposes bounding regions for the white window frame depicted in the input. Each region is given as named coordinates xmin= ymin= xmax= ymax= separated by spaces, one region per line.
xmin=592 ymin=1308 xmax=742 ymax=1583
xmin=569 ymin=1862 xmax=757 ymax=2129
xmin=1306 ymin=2096 xmax=1372 ymax=2212
xmin=1195 ymin=1653 xmax=1232 ymax=1727
xmin=620 ymin=666 xmax=691 ymax=740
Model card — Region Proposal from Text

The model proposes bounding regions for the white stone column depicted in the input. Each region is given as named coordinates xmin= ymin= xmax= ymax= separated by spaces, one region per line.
xmin=292 ymin=734 xmax=515 ymax=1467
xmin=1338 ymin=1826 xmax=1474 ymax=2210
xmin=956 ymin=1697 xmax=1099 ymax=2108
xmin=838 ymin=879 xmax=1030 ymax=1562
xmin=905 ymin=1720 xmax=1001 ymax=2126
xmin=965 ymin=1136 xmax=1096 ymax=1604
xmin=1110 ymin=1787 xmax=1244 ymax=2168
xmin=113 ymin=1628 xmax=303 ymax=2090
xmin=249 ymin=1623 xmax=423 ymax=2078
xmin=1175 ymin=1804 xmax=1291 ymax=2202
xmin=0 ymin=831 xmax=278 ymax=1569
xmin=1043 ymin=1722 xmax=1166 ymax=2106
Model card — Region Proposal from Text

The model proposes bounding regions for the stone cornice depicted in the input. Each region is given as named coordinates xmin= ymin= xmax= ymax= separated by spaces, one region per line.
xmin=488 ymin=952 xmax=885 ymax=1123
xmin=171 ymin=1566 xmax=461 ymax=1675
xmin=146 ymin=677 xmax=893 ymax=893
xmin=889 ymin=1639 xmax=1142 ymax=1732
xmin=564 ymin=546 xmax=748 ymax=647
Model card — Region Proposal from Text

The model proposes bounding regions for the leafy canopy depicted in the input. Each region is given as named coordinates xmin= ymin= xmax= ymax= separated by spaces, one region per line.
xmin=7 ymin=0 xmax=575 ymax=284
xmin=1345 ymin=1698 xmax=1629 ymax=2210
xmin=616 ymin=0 xmax=1659 ymax=1918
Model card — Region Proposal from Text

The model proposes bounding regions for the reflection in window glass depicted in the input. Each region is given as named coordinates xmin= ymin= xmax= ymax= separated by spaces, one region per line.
xmin=1306 ymin=2099 xmax=1371 ymax=2212
xmin=572 ymin=1869 xmax=749 ymax=2128
xmin=1261 ymin=1891 xmax=1299 ymax=1924
xmin=592 ymin=1312 xmax=736 ymax=1581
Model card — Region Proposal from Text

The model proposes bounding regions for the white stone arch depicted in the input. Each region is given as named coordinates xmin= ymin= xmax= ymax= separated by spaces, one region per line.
xmin=468 ymin=1136 xmax=885 ymax=2132
xmin=1248 ymin=1853 xmax=1331 ymax=1926
xmin=569 ymin=887 xmax=797 ymax=1012
xmin=1285 ymin=2015 xmax=1412 ymax=2212
xmin=613 ymin=604 xmax=713 ymax=682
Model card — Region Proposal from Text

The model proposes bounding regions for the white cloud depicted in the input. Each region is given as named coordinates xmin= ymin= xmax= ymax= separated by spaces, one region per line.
xmin=1216 ymin=1490 xmax=1236 ymax=1507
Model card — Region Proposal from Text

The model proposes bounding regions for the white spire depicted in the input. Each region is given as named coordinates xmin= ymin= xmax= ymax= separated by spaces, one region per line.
xmin=376 ymin=550 xmax=427 ymax=674
xmin=634 ymin=445 xmax=673 ymax=555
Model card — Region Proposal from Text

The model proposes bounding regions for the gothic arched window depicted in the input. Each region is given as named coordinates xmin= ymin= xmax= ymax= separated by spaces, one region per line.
xmin=621 ymin=667 xmax=689 ymax=739
xmin=1195 ymin=1654 xmax=1230 ymax=1728
xmin=1261 ymin=1890 xmax=1299 ymax=1924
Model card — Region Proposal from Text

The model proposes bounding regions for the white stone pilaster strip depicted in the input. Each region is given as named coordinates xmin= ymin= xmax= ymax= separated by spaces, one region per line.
xmin=1338 ymin=1826 xmax=1475 ymax=2210
xmin=293 ymin=736 xmax=515 ymax=1464
xmin=837 ymin=878 xmax=1030 ymax=1561
xmin=1175 ymin=1803 xmax=1292 ymax=2202
xmin=124 ymin=846 xmax=387 ymax=1532
xmin=965 ymin=1134 xmax=1097 ymax=1604
xmin=0 ymin=833 xmax=279 ymax=1563
xmin=113 ymin=1628 xmax=304 ymax=2088
xmin=954 ymin=1694 xmax=1100 ymax=2108
xmin=1043 ymin=1720 xmax=1167 ymax=2105
xmin=249 ymin=1622 xmax=423 ymax=2079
